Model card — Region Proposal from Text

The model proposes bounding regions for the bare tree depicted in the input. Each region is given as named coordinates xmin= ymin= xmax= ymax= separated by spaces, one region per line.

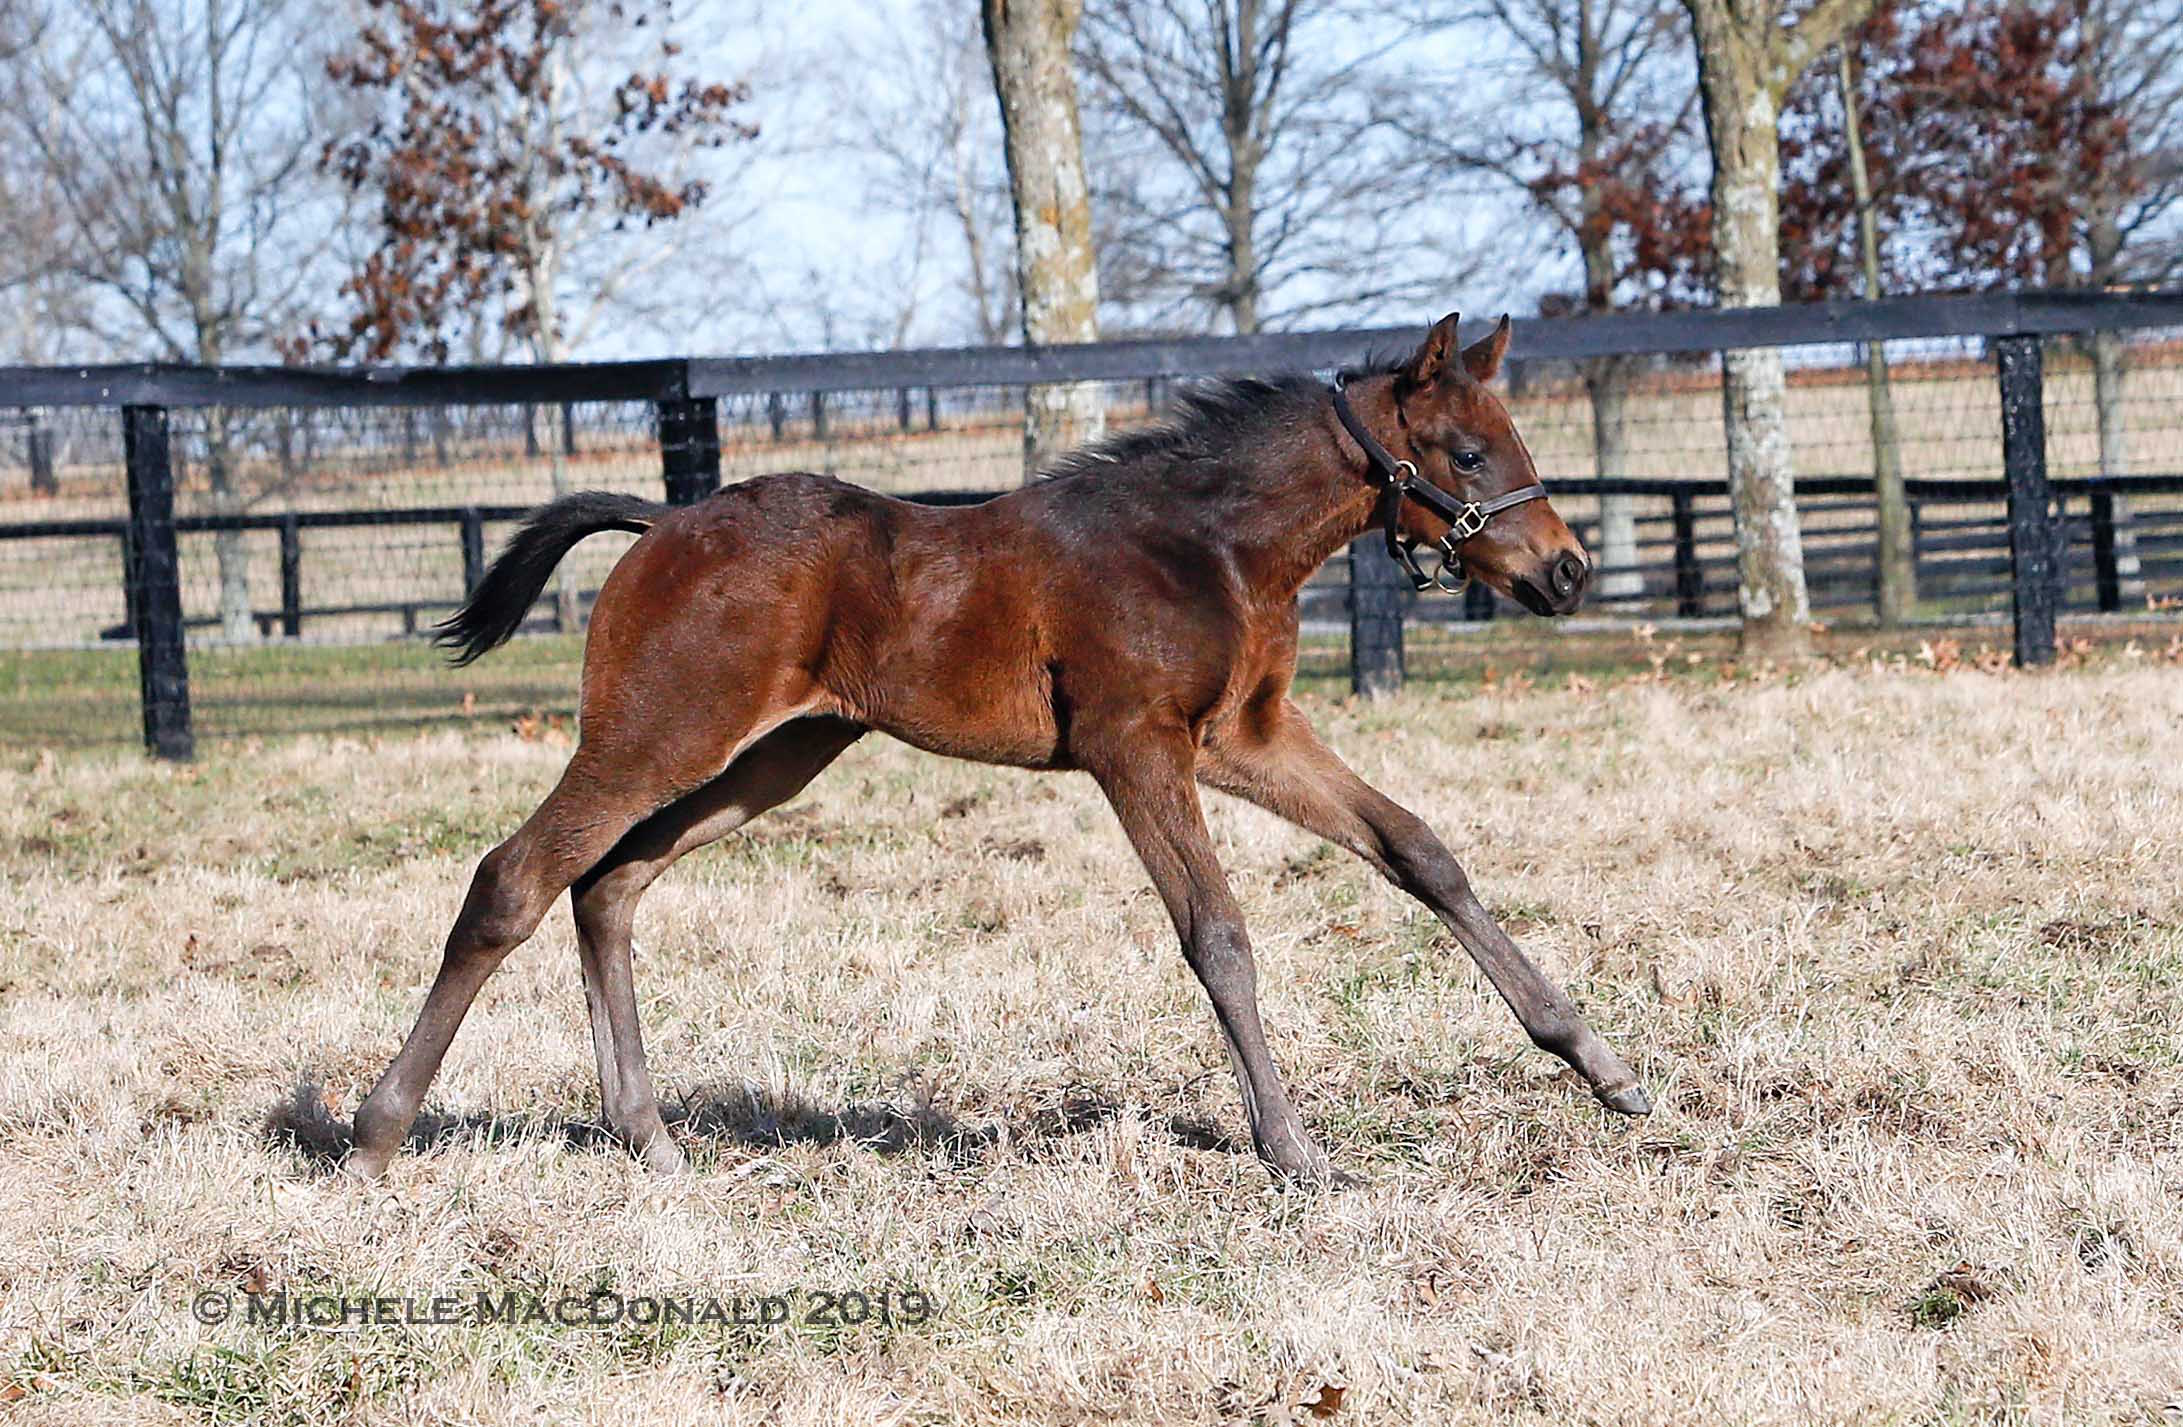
xmin=1078 ymin=0 xmax=1445 ymax=335
xmin=2077 ymin=0 xmax=2183 ymax=600
xmin=830 ymin=0 xmax=1018 ymax=346
xmin=1834 ymin=43 xmax=1910 ymax=624
xmin=983 ymin=0 xmax=1105 ymax=476
xmin=1783 ymin=0 xmax=2183 ymax=614
xmin=2 ymin=0 xmax=341 ymax=638
xmin=1393 ymin=0 xmax=1707 ymax=597
xmin=1681 ymin=0 xmax=1874 ymax=659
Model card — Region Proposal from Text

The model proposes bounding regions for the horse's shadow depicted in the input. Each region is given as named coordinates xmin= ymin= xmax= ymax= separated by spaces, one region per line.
xmin=266 ymin=1078 xmax=1242 ymax=1173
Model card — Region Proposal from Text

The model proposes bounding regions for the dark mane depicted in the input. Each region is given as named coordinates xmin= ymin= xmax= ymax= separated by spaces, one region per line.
xmin=1039 ymin=355 xmax=1405 ymax=483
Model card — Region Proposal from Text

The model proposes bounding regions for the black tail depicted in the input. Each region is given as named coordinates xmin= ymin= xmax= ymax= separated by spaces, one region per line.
xmin=435 ymin=491 xmax=666 ymax=665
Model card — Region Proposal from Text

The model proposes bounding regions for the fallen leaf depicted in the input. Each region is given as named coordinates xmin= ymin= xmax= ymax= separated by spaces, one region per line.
xmin=1650 ymin=964 xmax=1693 ymax=1006
xmin=1937 ymin=1260 xmax=2002 ymax=1303
xmin=1303 ymin=1382 xmax=1345 ymax=1418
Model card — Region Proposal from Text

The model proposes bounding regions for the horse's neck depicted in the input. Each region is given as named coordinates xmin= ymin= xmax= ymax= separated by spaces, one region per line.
xmin=1226 ymin=407 xmax=1382 ymax=600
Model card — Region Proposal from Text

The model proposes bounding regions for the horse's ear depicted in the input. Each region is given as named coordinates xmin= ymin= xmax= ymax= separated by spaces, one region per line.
xmin=1462 ymin=314 xmax=1512 ymax=383
xmin=1403 ymin=312 xmax=1462 ymax=387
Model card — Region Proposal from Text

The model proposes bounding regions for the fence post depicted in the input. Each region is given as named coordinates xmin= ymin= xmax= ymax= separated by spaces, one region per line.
xmin=897 ymin=388 xmax=912 ymax=432
xmin=767 ymin=392 xmax=785 ymax=440
xmin=811 ymin=392 xmax=828 ymax=442
xmin=279 ymin=513 xmax=302 ymax=639
xmin=1996 ymin=335 xmax=2060 ymax=666
xmin=28 ymin=424 xmax=55 ymax=495
xmin=118 ymin=528 xmax=140 ymax=638
xmin=461 ymin=507 xmax=487 ymax=595
xmin=1349 ymin=537 xmax=1406 ymax=698
xmin=2090 ymin=486 xmax=2121 ymax=613
xmin=122 ymin=405 xmax=193 ymax=760
xmin=926 ymin=388 xmax=940 ymax=431
xmin=1463 ymin=579 xmax=1495 ymax=622
xmin=1671 ymin=489 xmax=1703 ymax=617
xmin=658 ymin=397 xmax=721 ymax=506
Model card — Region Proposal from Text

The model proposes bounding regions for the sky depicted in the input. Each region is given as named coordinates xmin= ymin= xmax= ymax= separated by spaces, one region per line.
xmin=632 ymin=0 xmax=1580 ymax=360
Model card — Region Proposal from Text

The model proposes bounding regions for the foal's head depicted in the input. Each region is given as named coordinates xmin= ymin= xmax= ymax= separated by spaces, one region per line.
xmin=1387 ymin=313 xmax=1591 ymax=616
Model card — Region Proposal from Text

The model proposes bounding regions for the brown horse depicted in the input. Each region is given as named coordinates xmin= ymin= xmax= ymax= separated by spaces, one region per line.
xmin=347 ymin=313 xmax=1650 ymax=1187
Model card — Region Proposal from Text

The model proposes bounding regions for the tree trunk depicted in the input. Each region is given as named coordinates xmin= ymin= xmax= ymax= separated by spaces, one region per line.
xmin=950 ymin=86 xmax=1005 ymax=345
xmin=1574 ymin=95 xmax=1638 ymax=600
xmin=546 ymin=426 xmax=577 ymax=631
xmin=1688 ymin=6 xmax=1810 ymax=660
xmin=1221 ymin=1 xmax=1261 ymax=339
xmin=1585 ymin=358 xmax=1642 ymax=599
xmin=208 ymin=409 xmax=256 ymax=643
xmin=1226 ymin=176 xmax=1259 ymax=335
xmin=2091 ymin=328 xmax=2144 ymax=602
xmin=1862 ymin=339 xmax=1911 ymax=622
xmin=1839 ymin=47 xmax=1911 ymax=625
xmin=983 ymin=0 xmax=1104 ymax=479
xmin=529 ymin=264 xmax=579 ymax=635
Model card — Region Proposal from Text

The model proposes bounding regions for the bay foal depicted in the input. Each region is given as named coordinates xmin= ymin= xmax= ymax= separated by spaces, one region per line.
xmin=348 ymin=314 xmax=1651 ymax=1186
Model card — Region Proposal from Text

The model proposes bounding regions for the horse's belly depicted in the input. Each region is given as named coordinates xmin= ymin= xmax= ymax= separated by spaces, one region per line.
xmin=865 ymin=680 xmax=1067 ymax=768
xmin=848 ymin=637 xmax=1067 ymax=770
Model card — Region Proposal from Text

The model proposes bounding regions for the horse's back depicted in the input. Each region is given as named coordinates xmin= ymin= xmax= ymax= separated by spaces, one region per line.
xmin=579 ymin=469 xmax=1278 ymax=769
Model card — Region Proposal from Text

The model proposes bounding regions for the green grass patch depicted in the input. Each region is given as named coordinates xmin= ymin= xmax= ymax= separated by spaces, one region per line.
xmin=0 ymin=635 xmax=587 ymax=749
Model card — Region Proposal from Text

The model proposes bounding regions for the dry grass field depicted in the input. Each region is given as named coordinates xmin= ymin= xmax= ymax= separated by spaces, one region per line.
xmin=2 ymin=655 xmax=2181 ymax=1423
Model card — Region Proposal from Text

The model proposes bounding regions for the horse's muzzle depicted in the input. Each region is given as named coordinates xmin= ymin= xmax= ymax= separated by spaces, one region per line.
xmin=1513 ymin=551 xmax=1589 ymax=616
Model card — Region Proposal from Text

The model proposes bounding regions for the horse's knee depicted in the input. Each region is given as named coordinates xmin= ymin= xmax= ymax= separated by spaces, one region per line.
xmin=456 ymin=843 xmax=547 ymax=955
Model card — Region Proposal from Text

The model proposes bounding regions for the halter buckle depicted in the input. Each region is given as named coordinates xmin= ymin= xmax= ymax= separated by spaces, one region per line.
xmin=1383 ymin=461 xmax=1470 ymax=593
xmin=1445 ymin=502 xmax=1488 ymax=542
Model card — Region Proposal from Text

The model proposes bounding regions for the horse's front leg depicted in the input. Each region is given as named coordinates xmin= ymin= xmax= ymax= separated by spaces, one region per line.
xmin=1200 ymin=700 xmax=1651 ymax=1116
xmin=1084 ymin=723 xmax=1354 ymax=1186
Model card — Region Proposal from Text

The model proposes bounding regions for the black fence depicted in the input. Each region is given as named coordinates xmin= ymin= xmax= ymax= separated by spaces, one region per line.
xmin=3 ymin=290 xmax=2182 ymax=757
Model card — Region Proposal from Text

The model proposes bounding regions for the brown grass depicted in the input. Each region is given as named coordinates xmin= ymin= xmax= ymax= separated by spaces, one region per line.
xmin=1 ymin=663 xmax=2180 ymax=1423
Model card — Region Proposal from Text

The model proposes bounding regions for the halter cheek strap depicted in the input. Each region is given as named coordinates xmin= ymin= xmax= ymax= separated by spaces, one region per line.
xmin=1330 ymin=379 xmax=1549 ymax=593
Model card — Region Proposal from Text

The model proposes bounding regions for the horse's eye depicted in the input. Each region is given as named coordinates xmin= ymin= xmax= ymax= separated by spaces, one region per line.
xmin=1452 ymin=450 xmax=1485 ymax=472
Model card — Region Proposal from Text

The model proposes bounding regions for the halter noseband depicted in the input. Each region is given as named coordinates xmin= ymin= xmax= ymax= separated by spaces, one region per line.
xmin=1330 ymin=376 xmax=1549 ymax=593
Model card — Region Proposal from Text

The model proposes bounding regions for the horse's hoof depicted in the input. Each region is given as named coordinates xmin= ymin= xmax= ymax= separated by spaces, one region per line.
xmin=341 ymin=1148 xmax=392 ymax=1183
xmin=1266 ymin=1154 xmax=1367 ymax=1191
xmin=1595 ymin=1080 xmax=1653 ymax=1117
xmin=640 ymin=1139 xmax=691 ymax=1176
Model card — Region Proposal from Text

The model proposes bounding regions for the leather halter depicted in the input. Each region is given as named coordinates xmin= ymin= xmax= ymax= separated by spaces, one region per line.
xmin=1330 ymin=377 xmax=1549 ymax=593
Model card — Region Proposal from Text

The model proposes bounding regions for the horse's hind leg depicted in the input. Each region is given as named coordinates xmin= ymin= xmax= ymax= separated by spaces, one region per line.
xmin=571 ymin=716 xmax=866 ymax=1173
xmin=345 ymin=751 xmax=686 ymax=1180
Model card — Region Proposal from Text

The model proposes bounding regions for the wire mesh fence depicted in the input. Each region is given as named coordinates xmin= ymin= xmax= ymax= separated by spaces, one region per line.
xmin=3 ymin=295 xmax=2181 ymax=751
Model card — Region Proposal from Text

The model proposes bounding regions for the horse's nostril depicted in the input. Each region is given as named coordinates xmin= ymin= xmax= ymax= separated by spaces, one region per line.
xmin=1552 ymin=552 xmax=1587 ymax=597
